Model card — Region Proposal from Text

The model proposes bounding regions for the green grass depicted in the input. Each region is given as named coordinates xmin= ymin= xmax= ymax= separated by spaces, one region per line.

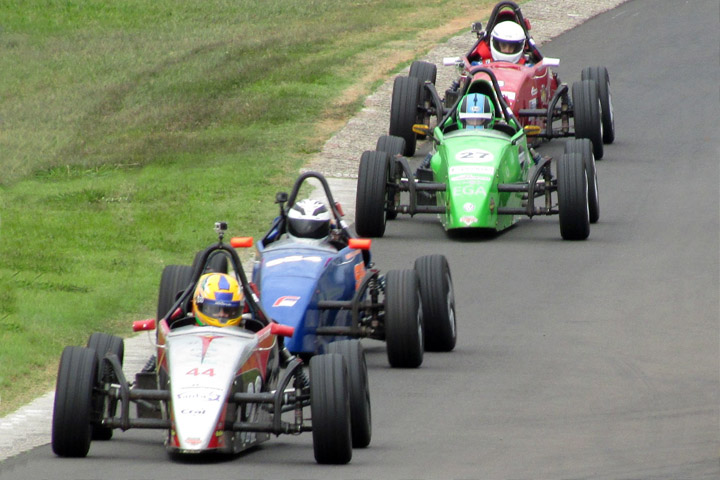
xmin=0 ymin=0 xmax=495 ymax=415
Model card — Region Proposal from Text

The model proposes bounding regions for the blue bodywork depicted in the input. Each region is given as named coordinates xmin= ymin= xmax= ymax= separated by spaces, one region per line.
xmin=254 ymin=237 xmax=368 ymax=355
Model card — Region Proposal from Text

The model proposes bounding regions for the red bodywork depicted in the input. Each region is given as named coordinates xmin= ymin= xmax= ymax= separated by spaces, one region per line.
xmin=458 ymin=57 xmax=560 ymax=131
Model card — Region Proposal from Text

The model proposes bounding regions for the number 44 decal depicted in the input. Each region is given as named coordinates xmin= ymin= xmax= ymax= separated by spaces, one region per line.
xmin=186 ymin=367 xmax=215 ymax=377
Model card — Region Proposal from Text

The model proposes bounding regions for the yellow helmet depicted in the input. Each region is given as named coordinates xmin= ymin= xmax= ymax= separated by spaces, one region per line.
xmin=192 ymin=273 xmax=244 ymax=327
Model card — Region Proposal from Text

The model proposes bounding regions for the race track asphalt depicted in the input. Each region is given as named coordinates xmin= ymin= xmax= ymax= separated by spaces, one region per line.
xmin=1 ymin=0 xmax=718 ymax=478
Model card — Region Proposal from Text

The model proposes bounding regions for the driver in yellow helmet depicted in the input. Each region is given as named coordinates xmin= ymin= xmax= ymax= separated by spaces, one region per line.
xmin=192 ymin=272 xmax=244 ymax=327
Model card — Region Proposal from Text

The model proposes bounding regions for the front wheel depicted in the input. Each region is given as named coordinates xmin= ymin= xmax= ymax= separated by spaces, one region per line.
xmin=414 ymin=255 xmax=456 ymax=352
xmin=327 ymin=340 xmax=371 ymax=448
xmin=557 ymin=152 xmax=590 ymax=240
xmin=384 ymin=269 xmax=423 ymax=368
xmin=355 ymin=150 xmax=391 ymax=237
xmin=310 ymin=354 xmax=352 ymax=464
xmin=86 ymin=333 xmax=124 ymax=440
xmin=375 ymin=135 xmax=405 ymax=221
xmin=52 ymin=346 xmax=98 ymax=457
xmin=564 ymin=138 xmax=599 ymax=223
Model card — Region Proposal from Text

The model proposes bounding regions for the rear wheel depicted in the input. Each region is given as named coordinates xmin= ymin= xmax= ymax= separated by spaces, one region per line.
xmin=310 ymin=354 xmax=352 ymax=464
xmin=582 ymin=66 xmax=615 ymax=144
xmin=389 ymin=76 xmax=422 ymax=157
xmin=52 ymin=346 xmax=97 ymax=457
xmin=192 ymin=250 xmax=228 ymax=274
xmin=572 ymin=80 xmax=603 ymax=160
xmin=327 ymin=340 xmax=371 ymax=448
xmin=414 ymin=255 xmax=456 ymax=352
xmin=86 ymin=333 xmax=124 ymax=440
xmin=564 ymin=138 xmax=599 ymax=223
xmin=355 ymin=150 xmax=391 ymax=237
xmin=408 ymin=61 xmax=437 ymax=139
xmin=157 ymin=264 xmax=194 ymax=321
xmin=384 ymin=269 xmax=423 ymax=368
xmin=557 ymin=152 xmax=590 ymax=240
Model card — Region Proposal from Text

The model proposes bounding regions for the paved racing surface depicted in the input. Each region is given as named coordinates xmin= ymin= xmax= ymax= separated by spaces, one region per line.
xmin=1 ymin=0 xmax=718 ymax=478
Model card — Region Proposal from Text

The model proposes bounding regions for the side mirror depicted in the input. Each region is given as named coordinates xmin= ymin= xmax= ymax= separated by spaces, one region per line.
xmin=230 ymin=237 xmax=253 ymax=248
xmin=443 ymin=56 xmax=462 ymax=66
xmin=133 ymin=318 xmax=156 ymax=332
xmin=270 ymin=322 xmax=295 ymax=338
xmin=412 ymin=124 xmax=430 ymax=136
xmin=523 ymin=125 xmax=541 ymax=136
xmin=348 ymin=238 xmax=372 ymax=250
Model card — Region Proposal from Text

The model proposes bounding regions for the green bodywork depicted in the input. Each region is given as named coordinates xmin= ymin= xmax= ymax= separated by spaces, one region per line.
xmin=430 ymin=126 xmax=532 ymax=231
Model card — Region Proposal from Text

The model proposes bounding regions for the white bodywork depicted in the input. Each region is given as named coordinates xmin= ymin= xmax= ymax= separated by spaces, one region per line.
xmin=164 ymin=325 xmax=262 ymax=453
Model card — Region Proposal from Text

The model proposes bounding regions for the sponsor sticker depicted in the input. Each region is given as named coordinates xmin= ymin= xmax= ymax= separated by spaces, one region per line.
xmin=502 ymin=91 xmax=516 ymax=101
xmin=273 ymin=295 xmax=300 ymax=307
xmin=177 ymin=391 xmax=222 ymax=402
xmin=452 ymin=185 xmax=488 ymax=197
xmin=180 ymin=409 xmax=207 ymax=416
xmin=463 ymin=202 xmax=475 ymax=213
xmin=454 ymin=149 xmax=495 ymax=164
xmin=354 ymin=263 xmax=365 ymax=291
xmin=266 ymin=255 xmax=322 ymax=267
xmin=449 ymin=165 xmax=495 ymax=176
xmin=449 ymin=174 xmax=492 ymax=182
xmin=459 ymin=216 xmax=478 ymax=226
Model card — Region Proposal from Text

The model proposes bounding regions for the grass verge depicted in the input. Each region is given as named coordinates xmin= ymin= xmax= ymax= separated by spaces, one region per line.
xmin=0 ymin=0 xmax=495 ymax=415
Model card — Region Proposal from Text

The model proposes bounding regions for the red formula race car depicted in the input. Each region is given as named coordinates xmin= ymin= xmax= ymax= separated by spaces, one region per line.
xmin=390 ymin=0 xmax=615 ymax=160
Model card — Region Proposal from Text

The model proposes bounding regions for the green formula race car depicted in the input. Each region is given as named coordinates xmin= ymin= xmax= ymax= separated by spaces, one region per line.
xmin=355 ymin=67 xmax=598 ymax=240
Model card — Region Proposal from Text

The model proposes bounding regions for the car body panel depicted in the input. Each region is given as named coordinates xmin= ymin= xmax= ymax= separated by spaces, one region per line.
xmin=254 ymin=242 xmax=365 ymax=354
xmin=158 ymin=323 xmax=278 ymax=453
xmin=430 ymin=122 xmax=531 ymax=232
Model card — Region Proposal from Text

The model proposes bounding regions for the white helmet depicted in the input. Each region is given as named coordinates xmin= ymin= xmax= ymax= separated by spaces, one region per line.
xmin=287 ymin=199 xmax=331 ymax=245
xmin=490 ymin=21 xmax=526 ymax=63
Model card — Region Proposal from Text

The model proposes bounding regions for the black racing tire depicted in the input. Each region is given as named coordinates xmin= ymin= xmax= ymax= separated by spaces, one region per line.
xmin=572 ymin=80 xmax=604 ymax=160
xmin=582 ymin=66 xmax=615 ymax=144
xmin=52 ymin=346 xmax=97 ymax=457
xmin=327 ymin=340 xmax=371 ymax=448
xmin=408 ymin=61 xmax=437 ymax=140
xmin=192 ymin=250 xmax=228 ymax=275
xmin=157 ymin=264 xmax=194 ymax=321
xmin=564 ymin=138 xmax=599 ymax=223
xmin=414 ymin=255 xmax=457 ymax=352
xmin=375 ymin=134 xmax=406 ymax=158
xmin=408 ymin=60 xmax=437 ymax=87
xmin=557 ymin=152 xmax=590 ymax=240
xmin=384 ymin=269 xmax=423 ymax=368
xmin=375 ymin=135 xmax=405 ymax=221
xmin=355 ymin=150 xmax=391 ymax=237
xmin=389 ymin=76 xmax=422 ymax=157
xmin=310 ymin=353 xmax=352 ymax=465
xmin=86 ymin=333 xmax=124 ymax=440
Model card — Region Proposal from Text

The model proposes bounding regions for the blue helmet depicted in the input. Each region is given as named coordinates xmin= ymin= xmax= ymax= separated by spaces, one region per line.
xmin=458 ymin=93 xmax=495 ymax=130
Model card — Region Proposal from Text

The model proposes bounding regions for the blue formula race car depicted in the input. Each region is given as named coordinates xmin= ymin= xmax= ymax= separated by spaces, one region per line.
xmin=252 ymin=171 xmax=457 ymax=368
